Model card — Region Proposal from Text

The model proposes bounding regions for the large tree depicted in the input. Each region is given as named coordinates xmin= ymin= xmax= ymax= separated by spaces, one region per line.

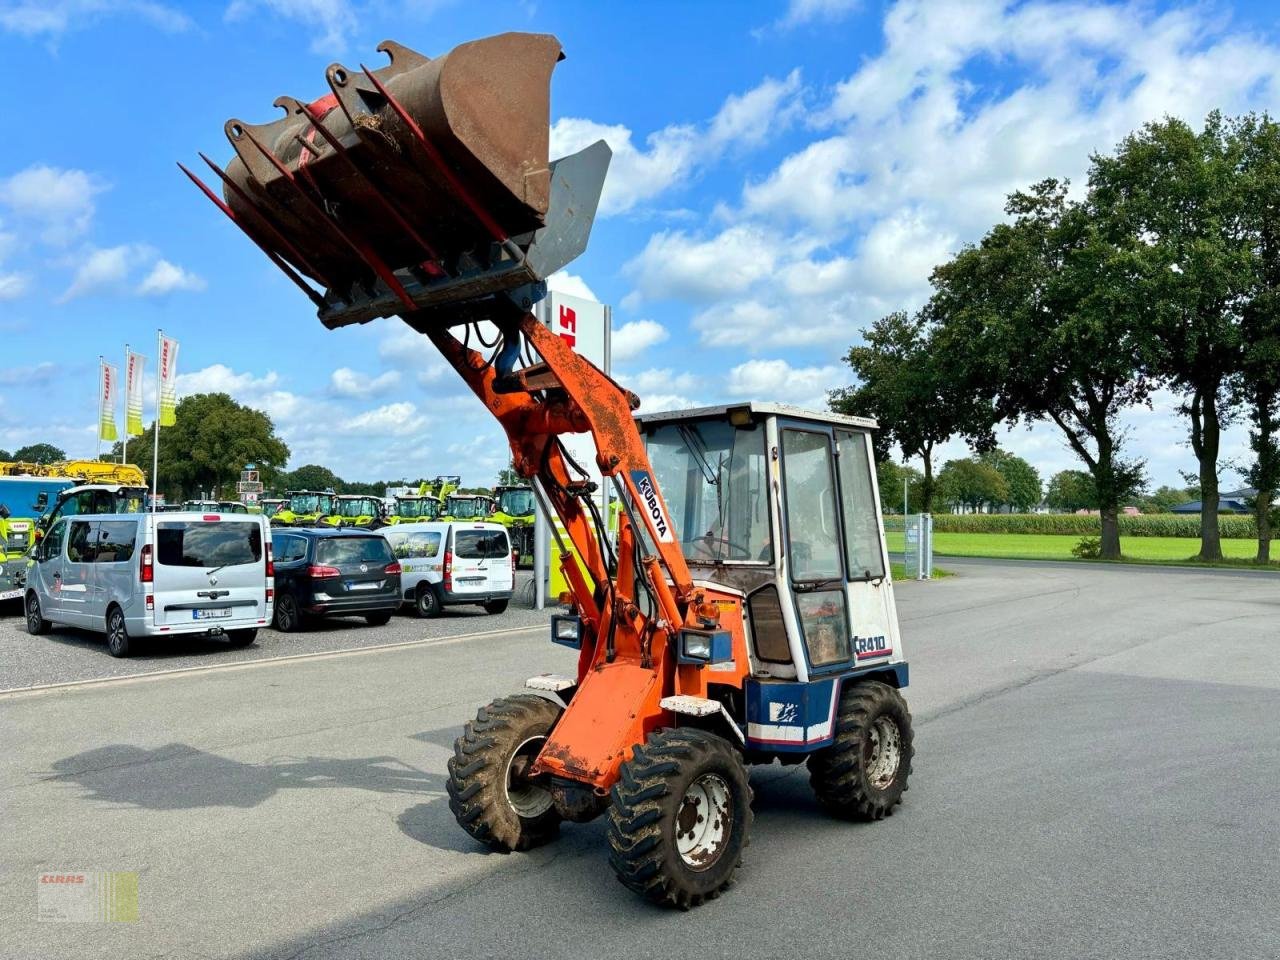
xmin=980 ymin=449 xmax=1042 ymax=512
xmin=876 ymin=460 xmax=924 ymax=515
xmin=13 ymin=443 xmax=66 ymax=464
xmin=117 ymin=393 xmax=289 ymax=500
xmin=1045 ymin=470 xmax=1098 ymax=513
xmin=929 ymin=179 xmax=1151 ymax=559
xmin=831 ymin=310 xmax=994 ymax=512
xmin=281 ymin=463 xmax=343 ymax=493
xmin=1235 ymin=114 xmax=1280 ymax=562
xmin=1089 ymin=114 xmax=1253 ymax=561
xmin=936 ymin=458 xmax=1008 ymax=513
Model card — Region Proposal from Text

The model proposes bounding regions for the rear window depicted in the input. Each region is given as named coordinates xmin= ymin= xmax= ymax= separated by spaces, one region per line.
xmin=95 ymin=521 xmax=137 ymax=563
xmin=386 ymin=530 xmax=442 ymax=558
xmin=157 ymin=521 xmax=263 ymax=568
xmin=316 ymin=536 xmax=394 ymax=566
xmin=453 ymin=529 xmax=510 ymax=559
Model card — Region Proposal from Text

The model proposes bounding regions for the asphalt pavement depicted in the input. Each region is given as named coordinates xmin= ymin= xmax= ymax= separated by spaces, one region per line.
xmin=1 ymin=560 xmax=1277 ymax=959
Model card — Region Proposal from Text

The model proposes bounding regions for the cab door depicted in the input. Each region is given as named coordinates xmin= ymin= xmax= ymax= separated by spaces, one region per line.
xmin=61 ymin=520 xmax=99 ymax=626
xmin=778 ymin=424 xmax=854 ymax=675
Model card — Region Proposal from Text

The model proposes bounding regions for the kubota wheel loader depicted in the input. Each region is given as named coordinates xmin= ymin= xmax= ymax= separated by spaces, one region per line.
xmin=187 ymin=31 xmax=914 ymax=908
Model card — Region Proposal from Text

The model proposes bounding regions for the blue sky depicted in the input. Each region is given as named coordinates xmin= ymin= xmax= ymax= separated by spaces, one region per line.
xmin=1 ymin=0 xmax=1279 ymax=491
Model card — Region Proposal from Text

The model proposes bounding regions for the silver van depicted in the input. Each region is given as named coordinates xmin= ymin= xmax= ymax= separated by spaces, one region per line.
xmin=382 ymin=521 xmax=514 ymax=617
xmin=24 ymin=511 xmax=274 ymax=657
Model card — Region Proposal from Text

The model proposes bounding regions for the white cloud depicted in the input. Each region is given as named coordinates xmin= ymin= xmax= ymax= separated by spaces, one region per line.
xmin=624 ymin=225 xmax=781 ymax=303
xmin=57 ymin=244 xmax=152 ymax=303
xmin=0 ymin=272 xmax=28 ymax=301
xmin=726 ymin=358 xmax=850 ymax=409
xmin=775 ymin=0 xmax=861 ymax=30
xmin=550 ymin=71 xmax=804 ymax=216
xmin=339 ymin=401 xmax=423 ymax=436
xmin=330 ymin=367 xmax=401 ymax=398
xmin=611 ymin=319 xmax=669 ymax=362
xmin=177 ymin=364 xmax=281 ymax=398
xmin=137 ymin=259 xmax=206 ymax=296
xmin=547 ymin=270 xmax=598 ymax=301
xmin=0 ymin=0 xmax=190 ymax=37
xmin=0 ymin=165 xmax=105 ymax=245
xmin=0 ymin=361 xmax=56 ymax=386
xmin=224 ymin=0 xmax=356 ymax=53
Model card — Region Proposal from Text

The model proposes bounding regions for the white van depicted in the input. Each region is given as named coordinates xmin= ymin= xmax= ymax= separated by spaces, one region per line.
xmin=24 ymin=511 xmax=274 ymax=657
xmin=382 ymin=521 xmax=514 ymax=618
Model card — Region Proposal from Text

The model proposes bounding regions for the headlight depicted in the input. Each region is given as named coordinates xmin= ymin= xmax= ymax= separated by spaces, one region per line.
xmin=682 ymin=633 xmax=712 ymax=660
xmin=551 ymin=614 xmax=582 ymax=649
xmin=678 ymin=628 xmax=732 ymax=665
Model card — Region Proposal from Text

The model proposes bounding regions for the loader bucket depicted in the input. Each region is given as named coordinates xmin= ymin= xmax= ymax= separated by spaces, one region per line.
xmin=183 ymin=32 xmax=610 ymax=328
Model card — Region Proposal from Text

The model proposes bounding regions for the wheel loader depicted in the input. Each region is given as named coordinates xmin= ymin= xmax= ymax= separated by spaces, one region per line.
xmin=491 ymin=484 xmax=536 ymax=565
xmin=186 ymin=31 xmax=914 ymax=908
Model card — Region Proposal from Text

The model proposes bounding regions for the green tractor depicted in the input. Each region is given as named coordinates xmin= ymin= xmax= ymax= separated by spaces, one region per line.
xmin=385 ymin=475 xmax=460 ymax=525
xmin=320 ymin=494 xmax=386 ymax=529
xmin=491 ymin=484 xmax=535 ymax=566
xmin=439 ymin=492 xmax=496 ymax=523
xmin=271 ymin=489 xmax=337 ymax=527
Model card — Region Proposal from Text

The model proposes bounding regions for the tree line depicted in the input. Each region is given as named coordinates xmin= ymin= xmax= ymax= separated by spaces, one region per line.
xmin=833 ymin=112 xmax=1280 ymax=563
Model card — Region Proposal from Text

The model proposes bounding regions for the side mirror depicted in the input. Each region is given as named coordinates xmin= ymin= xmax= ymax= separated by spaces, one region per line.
xmin=35 ymin=492 xmax=48 ymax=511
xmin=0 ymin=503 xmax=9 ymax=520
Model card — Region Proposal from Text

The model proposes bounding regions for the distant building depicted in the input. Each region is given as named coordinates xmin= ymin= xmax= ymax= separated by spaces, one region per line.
xmin=1171 ymin=489 xmax=1258 ymax=514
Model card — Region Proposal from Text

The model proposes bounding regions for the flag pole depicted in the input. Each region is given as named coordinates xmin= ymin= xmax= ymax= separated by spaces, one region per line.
xmin=122 ymin=344 xmax=129 ymax=466
xmin=151 ymin=330 xmax=162 ymax=512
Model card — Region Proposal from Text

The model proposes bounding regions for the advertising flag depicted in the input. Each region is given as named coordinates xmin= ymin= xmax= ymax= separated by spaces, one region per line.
xmin=99 ymin=361 xmax=119 ymax=443
xmin=125 ymin=351 xmax=146 ymax=436
xmin=158 ymin=335 xmax=179 ymax=427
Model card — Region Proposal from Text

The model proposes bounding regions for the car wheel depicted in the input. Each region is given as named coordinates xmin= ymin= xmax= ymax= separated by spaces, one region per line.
xmin=106 ymin=606 xmax=132 ymax=658
xmin=483 ymin=599 xmax=509 ymax=615
xmin=365 ymin=611 xmax=393 ymax=626
xmin=415 ymin=584 xmax=441 ymax=618
xmin=226 ymin=629 xmax=257 ymax=647
xmin=25 ymin=592 xmax=50 ymax=635
xmin=274 ymin=594 xmax=302 ymax=632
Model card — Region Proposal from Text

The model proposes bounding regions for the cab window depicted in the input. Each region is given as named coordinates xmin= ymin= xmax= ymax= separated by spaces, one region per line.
xmin=95 ymin=522 xmax=137 ymax=563
xmin=67 ymin=521 xmax=97 ymax=564
xmin=836 ymin=431 xmax=885 ymax=580
xmin=42 ymin=520 xmax=67 ymax=561
xmin=781 ymin=430 xmax=843 ymax=582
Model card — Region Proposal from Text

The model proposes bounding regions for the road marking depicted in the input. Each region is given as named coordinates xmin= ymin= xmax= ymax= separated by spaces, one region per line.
xmin=0 ymin=624 xmax=546 ymax=700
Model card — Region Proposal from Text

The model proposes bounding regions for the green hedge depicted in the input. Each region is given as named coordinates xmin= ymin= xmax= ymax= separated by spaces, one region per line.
xmin=929 ymin=513 xmax=1259 ymax=539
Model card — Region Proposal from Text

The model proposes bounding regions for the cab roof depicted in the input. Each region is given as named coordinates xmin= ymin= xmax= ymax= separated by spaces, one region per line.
xmin=634 ymin=401 xmax=877 ymax=431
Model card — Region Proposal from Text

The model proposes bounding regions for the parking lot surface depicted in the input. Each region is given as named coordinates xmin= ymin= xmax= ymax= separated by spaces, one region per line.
xmin=1 ymin=560 xmax=1277 ymax=959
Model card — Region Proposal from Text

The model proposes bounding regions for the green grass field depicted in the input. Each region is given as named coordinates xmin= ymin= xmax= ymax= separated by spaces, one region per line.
xmin=884 ymin=531 xmax=1279 ymax=568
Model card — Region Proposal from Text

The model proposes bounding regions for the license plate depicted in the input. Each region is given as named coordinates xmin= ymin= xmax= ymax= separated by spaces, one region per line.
xmin=458 ymin=576 xmax=484 ymax=584
xmin=193 ymin=607 xmax=232 ymax=620
xmin=0 ymin=588 xmax=22 ymax=601
xmin=345 ymin=581 xmax=379 ymax=591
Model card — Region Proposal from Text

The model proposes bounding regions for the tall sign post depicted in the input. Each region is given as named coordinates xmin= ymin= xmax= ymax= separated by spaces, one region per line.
xmin=532 ymin=290 xmax=611 ymax=609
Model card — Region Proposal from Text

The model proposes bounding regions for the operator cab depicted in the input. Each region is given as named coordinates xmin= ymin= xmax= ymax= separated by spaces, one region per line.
xmin=637 ymin=402 xmax=900 ymax=684
xmin=36 ymin=484 xmax=151 ymax=536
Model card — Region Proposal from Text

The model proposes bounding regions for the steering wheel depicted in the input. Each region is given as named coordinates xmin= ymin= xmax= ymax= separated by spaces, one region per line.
xmin=692 ymin=533 xmax=753 ymax=560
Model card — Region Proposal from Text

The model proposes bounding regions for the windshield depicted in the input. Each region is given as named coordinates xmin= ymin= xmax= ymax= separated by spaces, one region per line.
xmin=336 ymin=498 xmax=378 ymax=518
xmin=645 ymin=420 xmax=771 ymax=564
xmin=289 ymin=493 xmax=332 ymax=514
xmin=497 ymin=489 xmax=535 ymax=517
xmin=446 ymin=496 xmax=489 ymax=519
xmin=396 ymin=497 xmax=438 ymax=519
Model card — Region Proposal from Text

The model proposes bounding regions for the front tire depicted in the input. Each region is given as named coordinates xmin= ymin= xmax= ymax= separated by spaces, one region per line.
xmin=105 ymin=606 xmax=131 ymax=658
xmin=414 ymin=585 xmax=441 ymax=618
xmin=25 ymin=592 xmax=50 ymax=635
xmin=807 ymin=680 xmax=913 ymax=820
xmin=608 ymin=728 xmax=752 ymax=909
xmin=365 ymin=611 xmax=393 ymax=626
xmin=447 ymin=695 xmax=563 ymax=852
xmin=226 ymin=629 xmax=257 ymax=647
xmin=483 ymin=598 xmax=509 ymax=615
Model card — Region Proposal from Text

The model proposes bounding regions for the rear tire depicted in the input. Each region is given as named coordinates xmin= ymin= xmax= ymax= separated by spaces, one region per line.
xmin=25 ymin=592 xmax=50 ymax=635
xmin=226 ymin=629 xmax=257 ymax=647
xmin=273 ymin=594 xmax=302 ymax=632
xmin=105 ymin=605 xmax=131 ymax=658
xmin=414 ymin=584 xmax=441 ymax=618
xmin=807 ymin=680 xmax=913 ymax=820
xmin=608 ymin=728 xmax=752 ymax=909
xmin=447 ymin=695 xmax=563 ymax=852
xmin=365 ymin=611 xmax=393 ymax=626
xmin=483 ymin=598 xmax=509 ymax=615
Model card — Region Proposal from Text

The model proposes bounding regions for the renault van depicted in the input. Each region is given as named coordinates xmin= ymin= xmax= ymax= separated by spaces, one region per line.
xmin=382 ymin=521 xmax=514 ymax=617
xmin=24 ymin=511 xmax=273 ymax=657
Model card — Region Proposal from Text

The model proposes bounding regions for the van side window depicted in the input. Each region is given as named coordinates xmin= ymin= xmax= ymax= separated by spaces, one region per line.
xmin=95 ymin=521 xmax=137 ymax=563
xmin=67 ymin=521 xmax=97 ymax=564
xmin=390 ymin=531 xmax=441 ymax=558
xmin=43 ymin=520 xmax=67 ymax=560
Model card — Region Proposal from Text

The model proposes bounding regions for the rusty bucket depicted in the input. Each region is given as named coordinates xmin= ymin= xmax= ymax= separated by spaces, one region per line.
xmin=182 ymin=33 xmax=609 ymax=328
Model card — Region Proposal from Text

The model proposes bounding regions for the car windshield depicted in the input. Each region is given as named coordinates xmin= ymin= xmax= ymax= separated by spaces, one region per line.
xmin=446 ymin=497 xmax=489 ymax=519
xmin=289 ymin=493 xmax=331 ymax=514
xmin=156 ymin=520 xmax=263 ymax=568
xmin=497 ymin=489 xmax=535 ymax=517
xmin=316 ymin=536 xmax=393 ymax=567
xmin=645 ymin=419 xmax=772 ymax=564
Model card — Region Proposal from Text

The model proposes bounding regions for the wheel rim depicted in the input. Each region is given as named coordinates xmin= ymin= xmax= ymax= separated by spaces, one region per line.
xmin=864 ymin=715 xmax=902 ymax=790
xmin=675 ymin=773 xmax=732 ymax=871
xmin=278 ymin=598 xmax=294 ymax=628
xmin=504 ymin=735 xmax=554 ymax=819
xmin=418 ymin=591 xmax=434 ymax=614
xmin=26 ymin=595 xmax=40 ymax=631
xmin=108 ymin=612 xmax=124 ymax=651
